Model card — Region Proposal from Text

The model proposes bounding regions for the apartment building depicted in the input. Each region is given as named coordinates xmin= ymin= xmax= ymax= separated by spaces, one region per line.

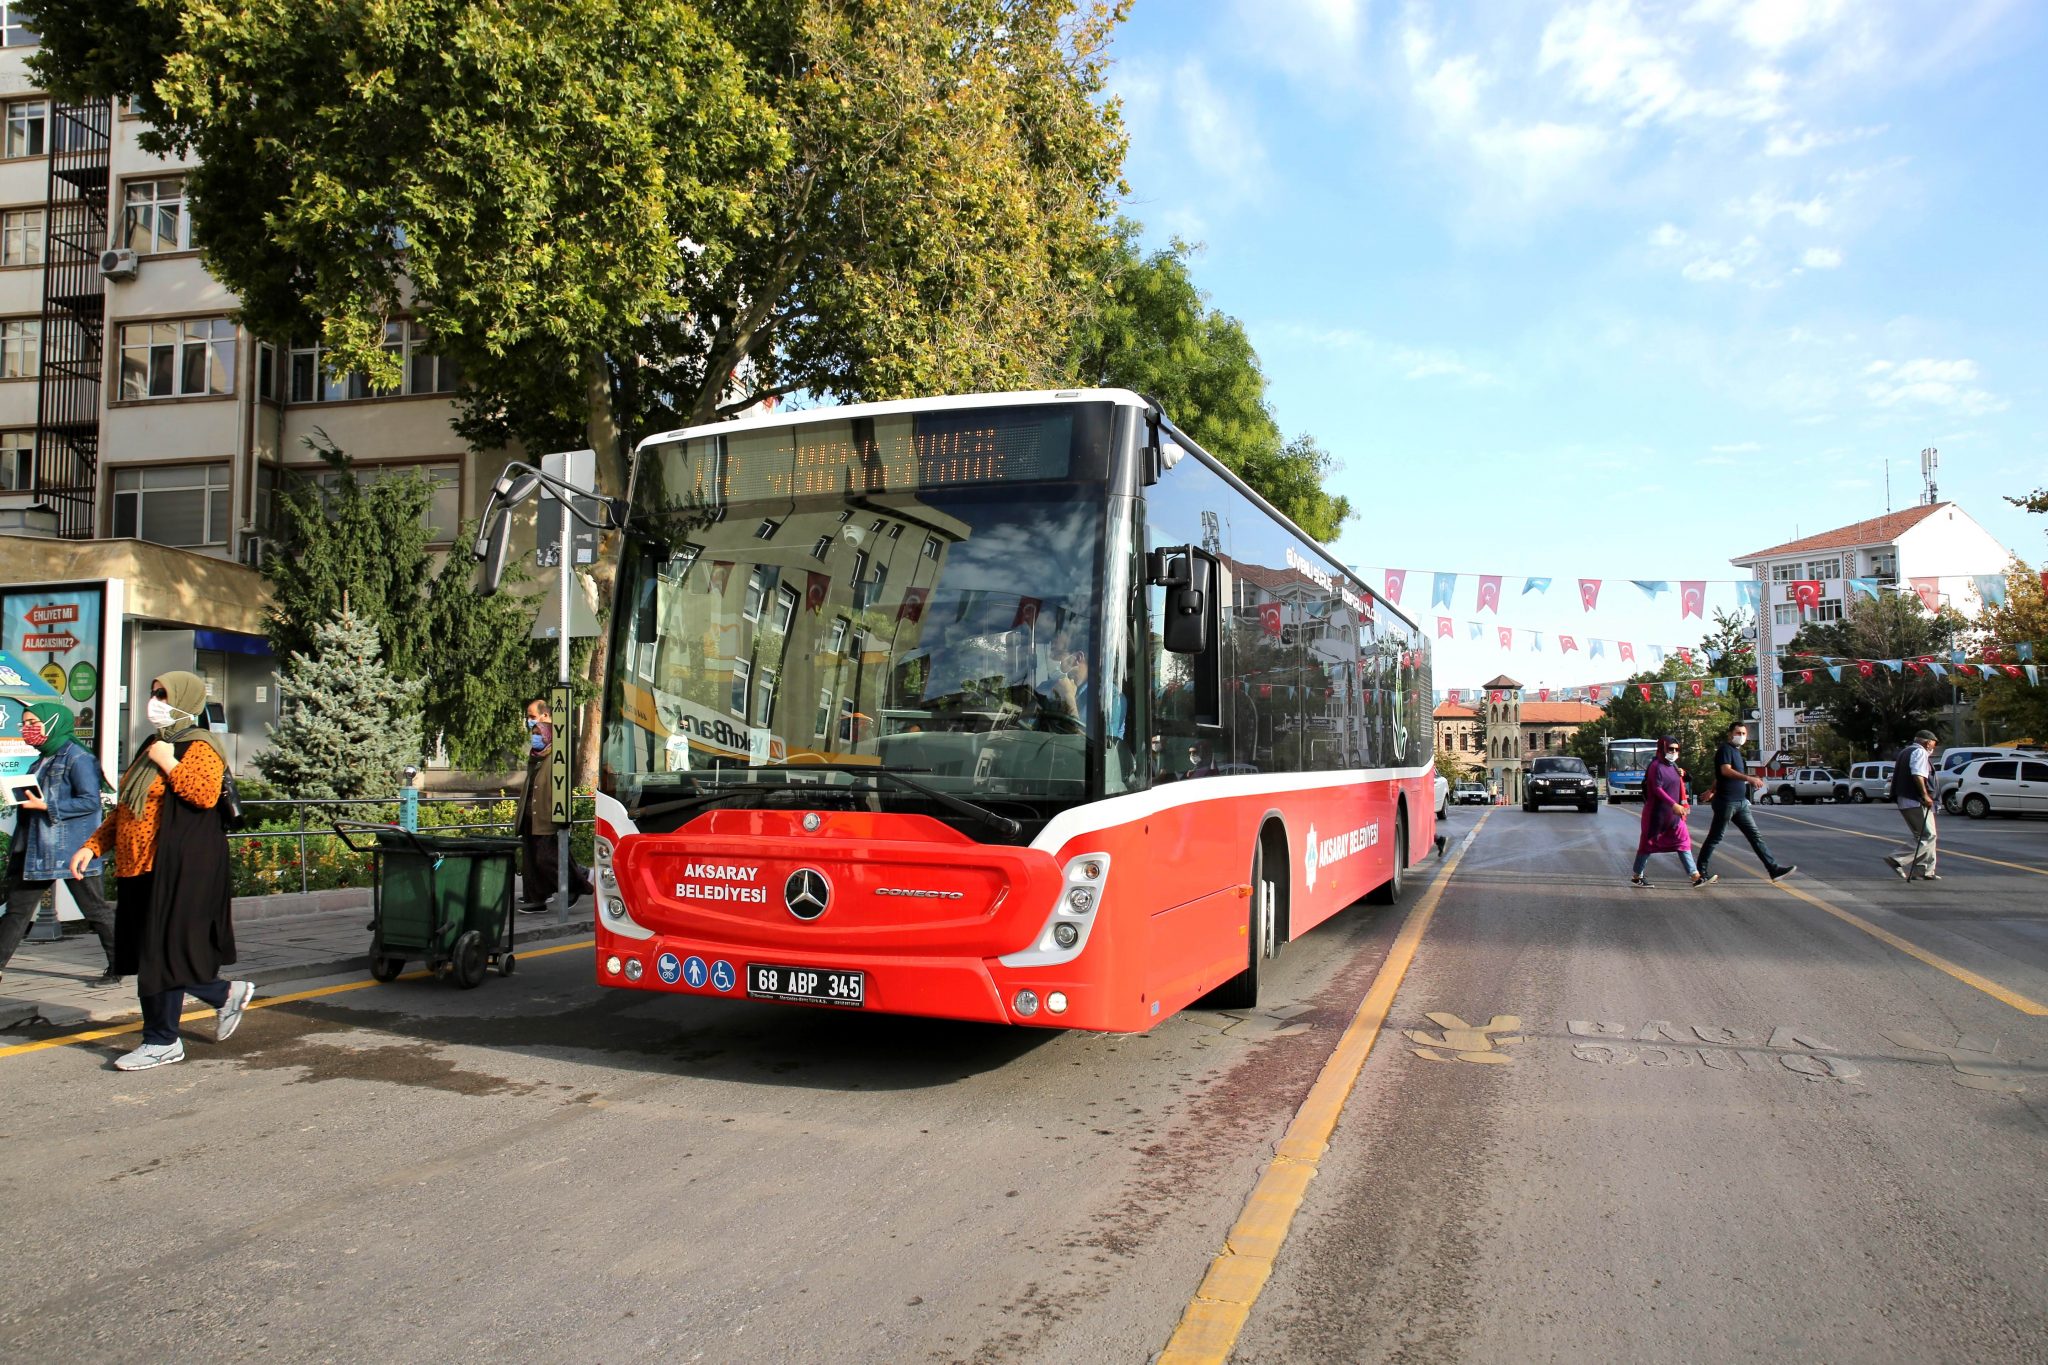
xmin=0 ymin=40 xmax=519 ymax=771
xmin=1729 ymin=501 xmax=2012 ymax=759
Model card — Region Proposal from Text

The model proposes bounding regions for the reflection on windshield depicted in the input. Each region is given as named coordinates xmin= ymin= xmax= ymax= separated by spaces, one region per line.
xmin=603 ymin=487 xmax=1105 ymax=825
xmin=1606 ymin=743 xmax=1656 ymax=771
xmin=1532 ymin=758 xmax=1588 ymax=774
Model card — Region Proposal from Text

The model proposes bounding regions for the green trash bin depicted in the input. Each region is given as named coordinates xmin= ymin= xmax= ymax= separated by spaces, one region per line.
xmin=333 ymin=823 xmax=521 ymax=988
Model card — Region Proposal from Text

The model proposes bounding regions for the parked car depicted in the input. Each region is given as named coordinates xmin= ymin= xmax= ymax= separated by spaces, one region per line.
xmin=1435 ymin=773 xmax=1450 ymax=820
xmin=1524 ymin=757 xmax=1598 ymax=813
xmin=1951 ymin=756 xmax=2048 ymax=818
xmin=1453 ymin=782 xmax=1490 ymax=805
xmin=1766 ymin=767 xmax=1841 ymax=804
xmin=1936 ymin=747 xmax=2047 ymax=812
xmin=1840 ymin=761 xmax=1894 ymax=803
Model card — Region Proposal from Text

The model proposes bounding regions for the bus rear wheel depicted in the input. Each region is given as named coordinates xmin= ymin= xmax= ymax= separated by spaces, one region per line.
xmin=1205 ymin=841 xmax=1278 ymax=1010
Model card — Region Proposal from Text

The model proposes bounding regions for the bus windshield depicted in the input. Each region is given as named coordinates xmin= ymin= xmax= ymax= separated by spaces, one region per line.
xmin=601 ymin=404 xmax=1115 ymax=836
xmin=1606 ymin=740 xmax=1656 ymax=773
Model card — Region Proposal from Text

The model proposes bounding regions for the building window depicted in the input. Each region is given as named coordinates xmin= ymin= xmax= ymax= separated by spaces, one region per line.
xmin=312 ymin=462 xmax=460 ymax=542
xmin=742 ymin=567 xmax=768 ymax=623
xmin=0 ymin=428 xmax=31 ymax=489
xmin=0 ymin=208 xmax=41 ymax=266
xmin=0 ymin=317 xmax=36 ymax=377
xmin=1773 ymin=603 xmax=1797 ymax=626
xmin=922 ymin=535 xmax=941 ymax=561
xmin=828 ymin=617 xmax=848 ymax=655
xmin=771 ymin=584 xmax=798 ymax=635
xmin=885 ymin=522 xmax=903 ymax=540
xmin=811 ymin=534 xmax=833 ymax=560
xmin=288 ymin=323 xmax=459 ymax=402
xmin=1 ymin=5 xmax=34 ymax=47
xmin=118 ymin=318 xmax=235 ymax=398
xmin=1804 ymin=558 xmax=1840 ymax=580
xmin=123 ymin=177 xmax=194 ymax=254
xmin=1810 ymin=598 xmax=1844 ymax=622
xmin=111 ymin=463 xmax=230 ymax=548
xmin=753 ymin=668 xmax=777 ymax=727
xmin=257 ymin=342 xmax=276 ymax=400
xmin=1771 ymin=563 xmax=1799 ymax=582
xmin=4 ymin=99 xmax=43 ymax=158
xmin=1869 ymin=550 xmax=1897 ymax=581
xmin=729 ymin=658 xmax=751 ymax=717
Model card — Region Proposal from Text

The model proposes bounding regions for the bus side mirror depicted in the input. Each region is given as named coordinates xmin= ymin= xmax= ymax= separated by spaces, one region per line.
xmin=1149 ymin=547 xmax=1212 ymax=655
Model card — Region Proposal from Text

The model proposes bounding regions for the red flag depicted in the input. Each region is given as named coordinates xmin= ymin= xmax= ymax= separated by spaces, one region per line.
xmin=1560 ymin=635 xmax=1579 ymax=653
xmin=1448 ymin=689 xmax=1462 ymax=705
xmin=805 ymin=571 xmax=830 ymax=613
xmin=1497 ymin=626 xmax=1512 ymax=649
xmin=1259 ymin=684 xmax=1272 ymax=699
xmin=2005 ymin=665 xmax=2023 ymax=678
xmin=1477 ymin=575 xmax=1502 ymax=613
xmin=1637 ymin=684 xmax=1652 ymax=701
xmin=1792 ymin=579 xmax=1821 ymax=610
xmin=1688 ymin=679 xmax=1703 ymax=698
xmin=1012 ymin=597 xmax=1042 ymax=629
xmin=1800 ymin=670 xmax=1813 ymax=683
xmin=1907 ymin=659 xmax=1923 ymax=674
xmin=1489 ymin=690 xmax=1504 ymax=703
xmin=1538 ymin=688 xmax=1550 ymax=702
xmin=1985 ymin=646 xmax=2002 ymax=664
xmin=1259 ymin=601 xmax=1284 ymax=637
xmin=1588 ymin=684 xmax=1604 ymax=701
xmin=1678 ymin=647 xmax=1694 ymax=666
xmin=1681 ymin=581 xmax=1705 ymax=618
xmin=1910 ymin=576 xmax=1940 ymax=611
xmin=709 ymin=560 xmax=734 ymax=594
xmin=1578 ymin=579 xmax=1601 ymax=611
xmin=897 ymin=586 xmax=928 ymax=622
xmin=1741 ymin=674 xmax=1756 ymax=689
xmin=1384 ymin=569 xmax=1407 ymax=604
xmin=1619 ymin=642 xmax=1635 ymax=663
xmin=1856 ymin=661 xmax=1873 ymax=677
xmin=1437 ymin=616 xmax=1453 ymax=638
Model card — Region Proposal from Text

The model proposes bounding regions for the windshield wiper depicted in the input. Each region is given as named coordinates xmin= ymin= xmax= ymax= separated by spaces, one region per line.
xmin=628 ymin=777 xmax=809 ymax=824
xmin=747 ymin=763 xmax=1022 ymax=838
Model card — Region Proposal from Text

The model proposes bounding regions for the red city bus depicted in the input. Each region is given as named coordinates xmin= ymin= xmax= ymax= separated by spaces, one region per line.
xmin=593 ymin=389 xmax=1434 ymax=1031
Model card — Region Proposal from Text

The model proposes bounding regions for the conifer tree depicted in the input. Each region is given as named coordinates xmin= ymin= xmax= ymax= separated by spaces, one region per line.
xmin=257 ymin=609 xmax=425 ymax=800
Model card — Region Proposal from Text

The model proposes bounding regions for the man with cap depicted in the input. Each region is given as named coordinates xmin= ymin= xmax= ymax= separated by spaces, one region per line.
xmin=1886 ymin=730 xmax=1941 ymax=882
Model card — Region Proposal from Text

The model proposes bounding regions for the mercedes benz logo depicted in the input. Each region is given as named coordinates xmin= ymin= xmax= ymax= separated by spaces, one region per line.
xmin=785 ymin=868 xmax=831 ymax=920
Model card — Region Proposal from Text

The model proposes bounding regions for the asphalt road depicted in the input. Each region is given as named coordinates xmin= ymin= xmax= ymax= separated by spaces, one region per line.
xmin=3 ymin=800 xmax=2043 ymax=1364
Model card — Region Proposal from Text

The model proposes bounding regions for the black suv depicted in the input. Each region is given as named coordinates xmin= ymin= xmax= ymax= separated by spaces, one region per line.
xmin=1525 ymin=757 xmax=1598 ymax=813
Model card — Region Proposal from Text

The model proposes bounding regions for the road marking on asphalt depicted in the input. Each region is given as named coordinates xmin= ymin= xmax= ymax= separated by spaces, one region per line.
xmin=1715 ymin=857 xmax=2048 ymax=1016
xmin=0 ymin=938 xmax=597 ymax=1061
xmin=1407 ymin=1011 xmax=1521 ymax=1063
xmin=1881 ymin=1029 xmax=2031 ymax=1093
xmin=1157 ymin=812 xmax=1490 ymax=1365
xmin=1565 ymin=1021 xmax=1860 ymax=1082
xmin=1759 ymin=808 xmax=2048 ymax=878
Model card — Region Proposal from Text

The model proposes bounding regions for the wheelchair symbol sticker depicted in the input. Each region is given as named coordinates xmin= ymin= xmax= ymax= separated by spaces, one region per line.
xmin=682 ymin=956 xmax=709 ymax=988
xmin=710 ymin=960 xmax=737 ymax=993
xmin=656 ymin=953 xmax=681 ymax=985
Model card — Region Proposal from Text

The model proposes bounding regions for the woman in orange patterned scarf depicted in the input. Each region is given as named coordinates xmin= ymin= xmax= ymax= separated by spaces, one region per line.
xmin=71 ymin=672 xmax=252 ymax=1071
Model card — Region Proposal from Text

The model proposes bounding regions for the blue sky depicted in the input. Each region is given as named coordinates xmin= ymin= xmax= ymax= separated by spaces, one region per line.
xmin=1106 ymin=0 xmax=2046 ymax=690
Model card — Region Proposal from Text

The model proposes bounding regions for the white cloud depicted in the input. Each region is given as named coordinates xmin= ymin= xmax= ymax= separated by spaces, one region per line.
xmin=1168 ymin=60 xmax=1267 ymax=201
xmin=1735 ymin=190 xmax=1831 ymax=226
xmin=1726 ymin=0 xmax=1848 ymax=54
xmin=1649 ymin=222 xmax=1687 ymax=247
xmin=1227 ymin=0 xmax=1370 ymax=86
xmin=1802 ymin=246 xmax=1844 ymax=268
xmin=1262 ymin=322 xmax=1502 ymax=387
xmin=1538 ymin=0 xmax=1787 ymax=127
xmin=1863 ymin=357 xmax=2005 ymax=415
xmin=1765 ymin=122 xmax=1885 ymax=156
xmin=1683 ymin=257 xmax=1736 ymax=282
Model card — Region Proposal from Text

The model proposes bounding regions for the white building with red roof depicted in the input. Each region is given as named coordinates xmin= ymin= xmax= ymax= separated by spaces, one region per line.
xmin=1730 ymin=501 xmax=2012 ymax=758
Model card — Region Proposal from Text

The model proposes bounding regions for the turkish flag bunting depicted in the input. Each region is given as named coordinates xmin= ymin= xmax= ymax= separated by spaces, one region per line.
xmin=1539 ymin=688 xmax=1550 ymax=702
xmin=1638 ymin=684 xmax=1652 ymax=700
xmin=1907 ymin=660 xmax=1923 ymax=673
xmin=1857 ymin=661 xmax=1874 ymax=677
xmin=1560 ymin=635 xmax=1578 ymax=653
xmin=805 ymin=571 xmax=830 ymax=613
xmin=1498 ymin=626 xmax=1512 ymax=649
xmin=1589 ymin=685 xmax=1604 ymax=701
xmin=1259 ymin=601 xmax=1284 ymax=636
xmin=1688 ymin=680 xmax=1703 ymax=698
xmin=1260 ymin=684 xmax=1272 ymax=698
xmin=897 ymin=586 xmax=928 ymax=622
xmin=1437 ymin=616 xmax=1453 ymax=638
xmin=1678 ymin=647 xmax=1694 ymax=666
xmin=1477 ymin=575 xmax=1503 ymax=613
xmin=1448 ymin=689 xmax=1462 ymax=704
xmin=1681 ymin=580 xmax=1705 ymax=618
xmin=1384 ymin=568 xmax=1407 ymax=604
xmin=1579 ymin=579 xmax=1601 ymax=610
xmin=1742 ymin=674 xmax=1756 ymax=688
xmin=2006 ymin=665 xmax=2024 ymax=678
xmin=1792 ymin=579 xmax=1821 ymax=610
xmin=1489 ymin=690 xmax=1504 ymax=703
xmin=1619 ymin=642 xmax=1636 ymax=663
xmin=1985 ymin=647 xmax=2002 ymax=663
xmin=1800 ymin=670 xmax=1813 ymax=683
xmin=1910 ymin=576 xmax=1940 ymax=611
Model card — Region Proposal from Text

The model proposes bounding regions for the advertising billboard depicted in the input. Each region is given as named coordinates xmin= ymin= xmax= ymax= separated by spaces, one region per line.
xmin=1 ymin=582 xmax=109 ymax=752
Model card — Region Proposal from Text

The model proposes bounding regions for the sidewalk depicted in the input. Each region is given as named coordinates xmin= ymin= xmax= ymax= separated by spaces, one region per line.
xmin=0 ymin=885 xmax=593 ymax=1031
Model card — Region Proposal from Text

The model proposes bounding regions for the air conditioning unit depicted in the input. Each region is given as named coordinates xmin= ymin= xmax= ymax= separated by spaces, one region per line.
xmin=98 ymin=248 xmax=139 ymax=280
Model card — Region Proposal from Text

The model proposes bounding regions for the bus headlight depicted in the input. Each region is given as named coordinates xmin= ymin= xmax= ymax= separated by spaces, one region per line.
xmin=997 ymin=853 xmax=1112 ymax=969
xmin=624 ymin=958 xmax=643 ymax=982
xmin=1053 ymin=923 xmax=1079 ymax=948
xmin=605 ymin=955 xmax=622 ymax=975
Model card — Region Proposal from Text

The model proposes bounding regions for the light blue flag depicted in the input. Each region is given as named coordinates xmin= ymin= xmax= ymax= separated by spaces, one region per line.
xmin=1774 ymin=672 xmax=1785 ymax=688
xmin=1849 ymin=577 xmax=1880 ymax=601
xmin=1705 ymin=647 xmax=1722 ymax=664
xmin=1828 ymin=665 xmax=1843 ymax=682
xmin=1433 ymin=572 xmax=1458 ymax=609
xmin=1881 ymin=659 xmax=1902 ymax=673
xmin=1633 ymin=580 xmax=1670 ymax=600
xmin=1649 ymin=645 xmax=1665 ymax=664
xmin=1469 ymin=622 xmax=1484 ymax=641
xmin=1714 ymin=677 xmax=1730 ymax=693
xmin=1589 ymin=639 xmax=1605 ymax=659
xmin=2027 ymin=665 xmax=2039 ymax=685
xmin=1530 ymin=632 xmax=1544 ymax=652
xmin=1974 ymin=573 xmax=2007 ymax=607
xmin=2019 ymin=643 xmax=2035 ymax=662
xmin=1661 ymin=681 xmax=1678 ymax=700
xmin=1734 ymin=581 xmax=1760 ymax=609
xmin=1523 ymin=577 xmax=1551 ymax=595
xmin=1929 ymin=663 xmax=1947 ymax=678
xmin=1949 ymin=649 xmax=1966 ymax=667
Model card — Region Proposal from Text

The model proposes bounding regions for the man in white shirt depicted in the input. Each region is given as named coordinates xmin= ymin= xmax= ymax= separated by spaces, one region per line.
xmin=1886 ymin=730 xmax=1940 ymax=882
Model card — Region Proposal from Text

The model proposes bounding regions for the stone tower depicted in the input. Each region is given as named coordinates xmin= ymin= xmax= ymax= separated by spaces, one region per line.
xmin=1483 ymin=673 xmax=1523 ymax=803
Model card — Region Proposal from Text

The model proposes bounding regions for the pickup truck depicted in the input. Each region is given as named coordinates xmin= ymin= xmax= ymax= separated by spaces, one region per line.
xmin=1766 ymin=767 xmax=1841 ymax=804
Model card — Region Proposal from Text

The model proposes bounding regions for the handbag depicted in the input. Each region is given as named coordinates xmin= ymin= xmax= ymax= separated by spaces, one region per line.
xmin=219 ymin=767 xmax=247 ymax=831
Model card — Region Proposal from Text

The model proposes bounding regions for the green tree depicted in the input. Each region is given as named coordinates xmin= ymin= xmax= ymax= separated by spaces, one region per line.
xmin=257 ymin=610 xmax=425 ymax=799
xmin=1780 ymin=593 xmax=1964 ymax=759
xmin=1069 ymin=224 xmax=1351 ymax=541
xmin=1970 ymin=562 xmax=2048 ymax=745
xmin=1434 ymin=748 xmax=1473 ymax=783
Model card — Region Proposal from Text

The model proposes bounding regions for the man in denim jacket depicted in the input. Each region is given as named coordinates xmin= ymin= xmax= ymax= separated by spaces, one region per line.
xmin=0 ymin=702 xmax=116 ymax=985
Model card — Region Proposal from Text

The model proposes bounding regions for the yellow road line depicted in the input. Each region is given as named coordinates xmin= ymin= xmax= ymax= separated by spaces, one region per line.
xmin=0 ymin=938 xmax=595 ymax=1061
xmin=1714 ymin=856 xmax=2048 ymax=1016
xmin=1758 ymin=808 xmax=2048 ymax=878
xmin=1158 ymin=812 xmax=1489 ymax=1365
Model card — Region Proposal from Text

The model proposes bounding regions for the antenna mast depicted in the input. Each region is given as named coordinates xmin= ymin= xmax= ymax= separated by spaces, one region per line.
xmin=1920 ymin=447 xmax=1939 ymax=506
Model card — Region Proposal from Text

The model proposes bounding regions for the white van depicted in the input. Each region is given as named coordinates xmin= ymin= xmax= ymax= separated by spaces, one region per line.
xmin=1842 ymin=761 xmax=1894 ymax=803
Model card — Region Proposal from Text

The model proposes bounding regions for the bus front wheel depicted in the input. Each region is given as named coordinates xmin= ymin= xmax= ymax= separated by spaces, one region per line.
xmin=1204 ymin=840 xmax=1277 ymax=1010
xmin=1368 ymin=810 xmax=1408 ymax=906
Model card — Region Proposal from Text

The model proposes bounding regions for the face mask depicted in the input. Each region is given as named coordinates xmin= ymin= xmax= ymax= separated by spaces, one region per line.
xmin=529 ymin=722 xmax=552 ymax=753
xmin=147 ymin=698 xmax=178 ymax=728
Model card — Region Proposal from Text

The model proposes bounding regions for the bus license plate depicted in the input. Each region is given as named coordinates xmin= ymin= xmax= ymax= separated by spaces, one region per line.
xmin=747 ymin=963 xmax=866 ymax=1008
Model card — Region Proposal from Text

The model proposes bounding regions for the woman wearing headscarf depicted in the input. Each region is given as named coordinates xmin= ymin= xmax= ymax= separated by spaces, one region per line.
xmin=0 ymin=701 xmax=117 ymax=984
xmin=70 ymin=672 xmax=252 ymax=1071
xmin=1630 ymin=734 xmax=1706 ymax=888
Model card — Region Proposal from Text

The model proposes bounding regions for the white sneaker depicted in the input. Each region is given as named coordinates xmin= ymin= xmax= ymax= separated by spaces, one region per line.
xmin=114 ymin=1040 xmax=186 ymax=1071
xmin=216 ymin=980 xmax=256 ymax=1042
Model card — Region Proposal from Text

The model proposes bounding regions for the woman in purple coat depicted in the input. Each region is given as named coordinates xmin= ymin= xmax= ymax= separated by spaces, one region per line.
xmin=1631 ymin=735 xmax=1704 ymax=887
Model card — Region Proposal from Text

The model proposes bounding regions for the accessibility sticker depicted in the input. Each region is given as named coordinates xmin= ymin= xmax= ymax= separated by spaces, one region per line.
xmin=682 ymin=955 xmax=709 ymax=989
xmin=656 ymin=952 xmax=681 ymax=985
xmin=710 ymin=960 xmax=737 ymax=993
